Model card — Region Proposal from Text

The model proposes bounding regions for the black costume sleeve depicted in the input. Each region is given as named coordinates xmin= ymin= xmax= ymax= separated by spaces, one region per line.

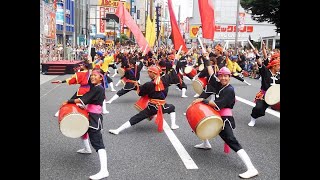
xmin=207 ymin=74 xmax=220 ymax=90
xmin=161 ymin=69 xmax=180 ymax=86
xmin=138 ymin=82 xmax=153 ymax=97
xmin=79 ymin=86 xmax=101 ymax=105
xmin=214 ymin=87 xmax=235 ymax=109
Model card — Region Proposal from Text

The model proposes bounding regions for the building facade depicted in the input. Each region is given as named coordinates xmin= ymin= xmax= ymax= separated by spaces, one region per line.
xmin=56 ymin=0 xmax=75 ymax=45
xmin=188 ymin=0 xmax=279 ymax=49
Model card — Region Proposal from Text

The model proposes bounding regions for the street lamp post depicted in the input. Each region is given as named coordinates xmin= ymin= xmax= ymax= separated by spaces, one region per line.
xmin=234 ymin=0 xmax=240 ymax=54
xmin=63 ymin=0 xmax=67 ymax=59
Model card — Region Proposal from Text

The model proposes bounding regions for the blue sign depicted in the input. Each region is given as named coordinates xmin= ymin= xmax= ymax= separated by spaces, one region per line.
xmin=56 ymin=3 xmax=64 ymax=25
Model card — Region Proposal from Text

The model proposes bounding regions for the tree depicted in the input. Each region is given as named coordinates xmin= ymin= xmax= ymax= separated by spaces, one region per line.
xmin=240 ymin=0 xmax=280 ymax=33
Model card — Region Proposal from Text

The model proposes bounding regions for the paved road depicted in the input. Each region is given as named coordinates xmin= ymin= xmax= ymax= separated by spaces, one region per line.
xmin=40 ymin=70 xmax=280 ymax=180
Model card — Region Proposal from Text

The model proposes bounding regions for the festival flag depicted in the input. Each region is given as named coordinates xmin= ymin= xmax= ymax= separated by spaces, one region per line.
xmin=115 ymin=2 xmax=150 ymax=52
xmin=145 ymin=15 xmax=152 ymax=45
xmin=198 ymin=0 xmax=215 ymax=39
xmin=167 ymin=0 xmax=187 ymax=52
xmin=149 ymin=13 xmax=157 ymax=48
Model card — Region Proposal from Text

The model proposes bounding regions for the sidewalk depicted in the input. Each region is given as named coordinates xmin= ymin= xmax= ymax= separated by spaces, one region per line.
xmin=40 ymin=73 xmax=58 ymax=85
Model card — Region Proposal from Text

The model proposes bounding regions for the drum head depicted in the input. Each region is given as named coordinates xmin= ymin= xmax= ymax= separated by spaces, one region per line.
xmin=60 ymin=113 xmax=89 ymax=138
xmin=184 ymin=66 xmax=192 ymax=74
xmin=192 ymin=80 xmax=204 ymax=95
xmin=118 ymin=68 xmax=125 ymax=76
xmin=196 ymin=116 xmax=223 ymax=140
xmin=198 ymin=64 xmax=204 ymax=71
xmin=265 ymin=84 xmax=280 ymax=105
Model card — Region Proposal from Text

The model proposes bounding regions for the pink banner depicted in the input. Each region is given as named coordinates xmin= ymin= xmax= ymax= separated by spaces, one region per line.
xmin=115 ymin=2 xmax=150 ymax=52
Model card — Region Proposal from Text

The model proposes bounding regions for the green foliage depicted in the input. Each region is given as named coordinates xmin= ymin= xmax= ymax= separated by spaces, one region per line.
xmin=240 ymin=0 xmax=280 ymax=33
xmin=115 ymin=34 xmax=129 ymax=45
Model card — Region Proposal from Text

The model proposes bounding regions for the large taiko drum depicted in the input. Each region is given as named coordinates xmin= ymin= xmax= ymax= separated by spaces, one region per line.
xmin=184 ymin=66 xmax=197 ymax=79
xmin=192 ymin=77 xmax=208 ymax=95
xmin=58 ymin=104 xmax=89 ymax=138
xmin=134 ymin=96 xmax=154 ymax=121
xmin=271 ymin=102 xmax=280 ymax=111
xmin=120 ymin=77 xmax=128 ymax=85
xmin=118 ymin=68 xmax=125 ymax=77
xmin=265 ymin=84 xmax=280 ymax=106
xmin=186 ymin=102 xmax=223 ymax=140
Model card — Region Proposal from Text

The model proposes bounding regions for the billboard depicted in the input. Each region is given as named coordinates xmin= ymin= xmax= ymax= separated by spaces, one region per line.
xmin=56 ymin=2 xmax=64 ymax=25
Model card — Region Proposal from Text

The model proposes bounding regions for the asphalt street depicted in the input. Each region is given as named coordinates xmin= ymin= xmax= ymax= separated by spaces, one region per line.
xmin=40 ymin=70 xmax=280 ymax=180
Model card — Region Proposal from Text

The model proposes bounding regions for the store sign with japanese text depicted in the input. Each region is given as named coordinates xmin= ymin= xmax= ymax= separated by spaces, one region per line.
xmin=100 ymin=7 xmax=105 ymax=33
xmin=189 ymin=25 xmax=254 ymax=39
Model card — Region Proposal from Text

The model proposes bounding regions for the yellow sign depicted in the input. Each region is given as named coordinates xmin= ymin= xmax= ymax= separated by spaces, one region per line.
xmin=189 ymin=25 xmax=200 ymax=38
xmin=98 ymin=0 xmax=119 ymax=7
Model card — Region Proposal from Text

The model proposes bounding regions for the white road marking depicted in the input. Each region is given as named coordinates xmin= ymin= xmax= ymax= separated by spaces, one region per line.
xmin=235 ymin=96 xmax=280 ymax=118
xmin=163 ymin=119 xmax=198 ymax=169
xmin=40 ymin=75 xmax=58 ymax=85
xmin=40 ymin=84 xmax=61 ymax=99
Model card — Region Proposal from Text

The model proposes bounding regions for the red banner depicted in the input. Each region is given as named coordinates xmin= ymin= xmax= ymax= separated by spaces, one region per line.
xmin=168 ymin=0 xmax=187 ymax=52
xmin=115 ymin=2 xmax=150 ymax=52
xmin=100 ymin=7 xmax=105 ymax=33
xmin=198 ymin=0 xmax=215 ymax=39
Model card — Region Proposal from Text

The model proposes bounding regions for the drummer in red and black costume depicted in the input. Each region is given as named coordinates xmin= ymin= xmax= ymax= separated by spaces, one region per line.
xmin=106 ymin=57 xmax=144 ymax=104
xmin=214 ymin=44 xmax=226 ymax=69
xmin=93 ymin=51 xmax=115 ymax=114
xmin=175 ymin=52 xmax=189 ymax=98
xmin=193 ymin=55 xmax=220 ymax=98
xmin=247 ymin=45 xmax=280 ymax=127
xmin=53 ymin=60 xmax=92 ymax=117
xmin=192 ymin=58 xmax=259 ymax=179
xmin=108 ymin=65 xmax=180 ymax=135
xmin=63 ymin=68 xmax=109 ymax=180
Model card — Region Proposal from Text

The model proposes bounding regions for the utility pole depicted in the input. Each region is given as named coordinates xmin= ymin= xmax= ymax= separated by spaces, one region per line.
xmin=234 ymin=0 xmax=240 ymax=54
xmin=150 ymin=0 xmax=153 ymax=18
xmin=63 ymin=0 xmax=67 ymax=59
xmin=73 ymin=0 xmax=76 ymax=47
xmin=87 ymin=0 xmax=90 ymax=46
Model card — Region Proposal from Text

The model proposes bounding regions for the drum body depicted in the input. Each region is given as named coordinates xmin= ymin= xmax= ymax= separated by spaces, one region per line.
xmin=265 ymin=84 xmax=280 ymax=105
xmin=192 ymin=77 xmax=208 ymax=95
xmin=134 ymin=96 xmax=154 ymax=120
xmin=118 ymin=68 xmax=125 ymax=77
xmin=120 ymin=77 xmax=128 ymax=85
xmin=186 ymin=102 xmax=223 ymax=140
xmin=184 ymin=66 xmax=197 ymax=79
xmin=58 ymin=104 xmax=89 ymax=138
xmin=271 ymin=102 xmax=280 ymax=111
xmin=242 ymin=70 xmax=249 ymax=77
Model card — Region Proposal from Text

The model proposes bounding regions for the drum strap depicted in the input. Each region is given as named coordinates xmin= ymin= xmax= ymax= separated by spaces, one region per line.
xmin=150 ymin=99 xmax=166 ymax=132
xmin=222 ymin=118 xmax=234 ymax=130
xmin=126 ymin=80 xmax=140 ymax=93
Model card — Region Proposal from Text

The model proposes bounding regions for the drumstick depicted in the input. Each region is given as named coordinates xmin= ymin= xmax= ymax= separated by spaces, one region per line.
xmin=186 ymin=46 xmax=194 ymax=55
xmin=177 ymin=45 xmax=183 ymax=55
xmin=142 ymin=44 xmax=148 ymax=56
xmin=248 ymin=39 xmax=255 ymax=50
xmin=175 ymin=45 xmax=183 ymax=60
xmin=223 ymin=41 xmax=228 ymax=51
xmin=51 ymin=80 xmax=60 ymax=84
xmin=197 ymin=35 xmax=206 ymax=53
xmin=88 ymin=39 xmax=92 ymax=57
